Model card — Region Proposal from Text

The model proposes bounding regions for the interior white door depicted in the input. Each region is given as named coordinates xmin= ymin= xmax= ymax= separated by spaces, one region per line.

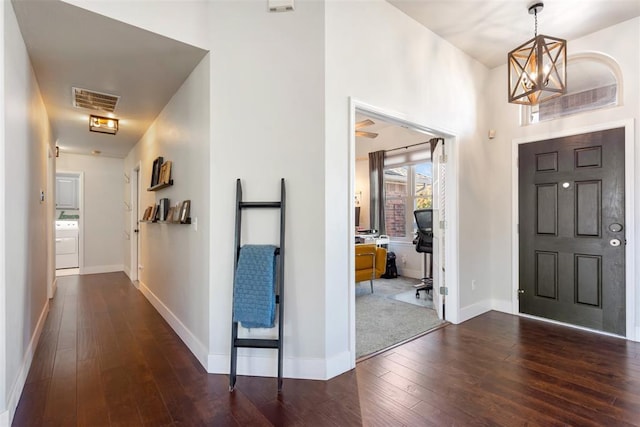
xmin=131 ymin=166 xmax=140 ymax=282
xmin=431 ymin=141 xmax=445 ymax=320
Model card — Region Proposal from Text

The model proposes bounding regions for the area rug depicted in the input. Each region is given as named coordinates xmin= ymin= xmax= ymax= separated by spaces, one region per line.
xmin=356 ymin=276 xmax=443 ymax=359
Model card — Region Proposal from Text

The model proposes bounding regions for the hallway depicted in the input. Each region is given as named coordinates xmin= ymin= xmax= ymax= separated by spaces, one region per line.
xmin=14 ymin=273 xmax=640 ymax=426
xmin=14 ymin=273 xmax=362 ymax=426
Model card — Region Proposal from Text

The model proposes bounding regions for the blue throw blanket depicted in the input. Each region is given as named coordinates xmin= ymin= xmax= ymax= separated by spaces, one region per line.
xmin=233 ymin=245 xmax=277 ymax=329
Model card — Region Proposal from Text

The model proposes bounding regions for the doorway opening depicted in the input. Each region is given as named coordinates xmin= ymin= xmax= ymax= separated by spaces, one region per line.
xmin=349 ymin=101 xmax=459 ymax=362
xmin=54 ymin=170 xmax=83 ymax=276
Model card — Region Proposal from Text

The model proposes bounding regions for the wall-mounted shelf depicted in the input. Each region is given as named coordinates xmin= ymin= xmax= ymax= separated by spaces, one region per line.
xmin=147 ymin=180 xmax=173 ymax=192
xmin=140 ymin=218 xmax=191 ymax=224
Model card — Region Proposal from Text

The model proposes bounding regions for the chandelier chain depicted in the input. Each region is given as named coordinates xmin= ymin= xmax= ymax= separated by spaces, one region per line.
xmin=534 ymin=10 xmax=538 ymax=36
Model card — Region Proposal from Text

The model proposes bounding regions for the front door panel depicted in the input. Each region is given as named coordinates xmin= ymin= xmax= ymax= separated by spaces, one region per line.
xmin=519 ymin=128 xmax=625 ymax=335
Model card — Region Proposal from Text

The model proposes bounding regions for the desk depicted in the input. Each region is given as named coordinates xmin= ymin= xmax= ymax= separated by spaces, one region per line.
xmin=355 ymin=235 xmax=390 ymax=246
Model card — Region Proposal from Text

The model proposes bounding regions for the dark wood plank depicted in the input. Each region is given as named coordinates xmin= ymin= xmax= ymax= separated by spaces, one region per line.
xmin=77 ymin=358 xmax=109 ymax=427
xmin=12 ymin=274 xmax=640 ymax=427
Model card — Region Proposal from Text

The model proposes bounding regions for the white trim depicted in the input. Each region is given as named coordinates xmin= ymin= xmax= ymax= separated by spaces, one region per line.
xmin=123 ymin=266 xmax=132 ymax=280
xmin=81 ymin=264 xmax=124 ymax=275
xmin=207 ymin=350 xmax=349 ymax=381
xmin=458 ymin=299 xmax=492 ymax=323
xmin=0 ymin=3 xmax=6 ymax=419
xmin=5 ymin=300 xmax=49 ymax=426
xmin=398 ymin=268 xmax=422 ymax=279
xmin=138 ymin=280 xmax=208 ymax=369
xmin=511 ymin=119 xmax=636 ymax=341
xmin=56 ymin=170 xmax=84 ymax=272
xmin=348 ymin=99 xmax=461 ymax=366
xmin=47 ymin=146 xmax=55 ymax=300
xmin=50 ymin=277 xmax=57 ymax=300
xmin=444 ymin=136 xmax=460 ymax=324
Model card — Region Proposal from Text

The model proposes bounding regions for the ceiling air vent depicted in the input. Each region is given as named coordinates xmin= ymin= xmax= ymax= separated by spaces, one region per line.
xmin=72 ymin=87 xmax=119 ymax=113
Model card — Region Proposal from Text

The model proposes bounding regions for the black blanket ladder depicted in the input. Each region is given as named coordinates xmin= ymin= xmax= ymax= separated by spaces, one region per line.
xmin=230 ymin=178 xmax=286 ymax=392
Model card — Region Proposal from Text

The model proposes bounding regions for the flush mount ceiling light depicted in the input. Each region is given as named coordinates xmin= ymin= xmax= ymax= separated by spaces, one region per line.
xmin=508 ymin=2 xmax=566 ymax=105
xmin=89 ymin=115 xmax=118 ymax=135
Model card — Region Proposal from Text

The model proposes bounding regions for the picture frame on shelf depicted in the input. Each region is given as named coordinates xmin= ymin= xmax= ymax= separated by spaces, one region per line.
xmin=150 ymin=156 xmax=163 ymax=187
xmin=159 ymin=198 xmax=169 ymax=221
xmin=172 ymin=203 xmax=181 ymax=222
xmin=151 ymin=204 xmax=159 ymax=222
xmin=180 ymin=200 xmax=191 ymax=223
xmin=159 ymin=161 xmax=172 ymax=185
xmin=166 ymin=207 xmax=175 ymax=223
xmin=142 ymin=206 xmax=153 ymax=221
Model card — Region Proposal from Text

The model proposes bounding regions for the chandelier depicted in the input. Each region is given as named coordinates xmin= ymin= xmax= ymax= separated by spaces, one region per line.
xmin=508 ymin=2 xmax=566 ymax=105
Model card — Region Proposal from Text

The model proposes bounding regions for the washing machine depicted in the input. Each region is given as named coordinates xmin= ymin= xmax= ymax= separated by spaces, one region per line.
xmin=56 ymin=220 xmax=79 ymax=269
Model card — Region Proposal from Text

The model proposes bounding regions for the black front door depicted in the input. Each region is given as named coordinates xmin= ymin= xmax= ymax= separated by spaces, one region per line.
xmin=519 ymin=128 xmax=625 ymax=335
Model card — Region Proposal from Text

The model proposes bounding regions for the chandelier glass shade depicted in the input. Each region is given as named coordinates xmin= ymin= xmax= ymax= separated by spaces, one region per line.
xmin=508 ymin=3 xmax=566 ymax=105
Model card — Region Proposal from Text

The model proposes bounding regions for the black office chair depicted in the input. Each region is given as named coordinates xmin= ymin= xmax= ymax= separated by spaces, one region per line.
xmin=413 ymin=209 xmax=433 ymax=299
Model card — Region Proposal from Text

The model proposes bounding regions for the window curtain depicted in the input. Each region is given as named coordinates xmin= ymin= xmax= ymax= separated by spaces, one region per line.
xmin=430 ymin=137 xmax=443 ymax=158
xmin=368 ymin=150 xmax=386 ymax=235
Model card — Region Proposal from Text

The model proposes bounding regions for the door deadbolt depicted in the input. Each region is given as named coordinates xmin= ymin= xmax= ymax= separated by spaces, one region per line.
xmin=610 ymin=239 xmax=621 ymax=247
xmin=609 ymin=223 xmax=623 ymax=232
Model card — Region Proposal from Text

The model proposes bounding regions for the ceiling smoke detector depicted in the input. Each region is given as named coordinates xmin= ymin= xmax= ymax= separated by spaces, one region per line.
xmin=72 ymin=87 xmax=120 ymax=113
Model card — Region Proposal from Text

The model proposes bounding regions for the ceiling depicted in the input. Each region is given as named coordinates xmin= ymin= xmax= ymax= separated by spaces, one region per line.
xmin=11 ymin=0 xmax=639 ymax=159
xmin=355 ymin=112 xmax=433 ymax=159
xmin=11 ymin=0 xmax=207 ymax=158
xmin=387 ymin=0 xmax=640 ymax=69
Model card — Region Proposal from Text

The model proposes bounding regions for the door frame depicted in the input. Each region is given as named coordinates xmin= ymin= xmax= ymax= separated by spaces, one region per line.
xmin=56 ymin=170 xmax=84 ymax=273
xmin=511 ymin=119 xmax=636 ymax=340
xmin=129 ymin=162 xmax=141 ymax=284
xmin=348 ymin=98 xmax=461 ymax=365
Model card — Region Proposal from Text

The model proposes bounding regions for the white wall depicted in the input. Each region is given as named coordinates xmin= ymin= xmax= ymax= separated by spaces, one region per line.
xmin=207 ymin=1 xmax=327 ymax=378
xmin=486 ymin=17 xmax=640 ymax=335
xmin=124 ymin=56 xmax=210 ymax=367
xmin=57 ymin=153 xmax=124 ymax=274
xmin=325 ymin=0 xmax=492 ymax=366
xmin=1 ymin=1 xmax=53 ymax=422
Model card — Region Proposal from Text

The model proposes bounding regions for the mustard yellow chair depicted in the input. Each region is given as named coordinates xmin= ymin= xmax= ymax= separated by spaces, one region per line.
xmin=355 ymin=244 xmax=387 ymax=293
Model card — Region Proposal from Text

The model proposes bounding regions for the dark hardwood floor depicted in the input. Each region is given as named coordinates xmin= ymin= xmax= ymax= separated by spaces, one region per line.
xmin=13 ymin=272 xmax=640 ymax=426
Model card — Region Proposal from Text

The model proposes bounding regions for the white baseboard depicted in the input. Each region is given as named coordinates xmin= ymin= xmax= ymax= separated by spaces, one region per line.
xmin=398 ymin=268 xmax=421 ymax=279
xmin=123 ymin=266 xmax=131 ymax=280
xmin=138 ymin=281 xmax=208 ymax=370
xmin=207 ymin=351 xmax=337 ymax=380
xmin=81 ymin=264 xmax=124 ymax=275
xmin=325 ymin=350 xmax=352 ymax=379
xmin=4 ymin=299 xmax=50 ymax=426
xmin=458 ymin=299 xmax=492 ymax=323
xmin=491 ymin=299 xmax=514 ymax=314
xmin=634 ymin=326 xmax=640 ymax=343
xmin=50 ymin=277 xmax=57 ymax=299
